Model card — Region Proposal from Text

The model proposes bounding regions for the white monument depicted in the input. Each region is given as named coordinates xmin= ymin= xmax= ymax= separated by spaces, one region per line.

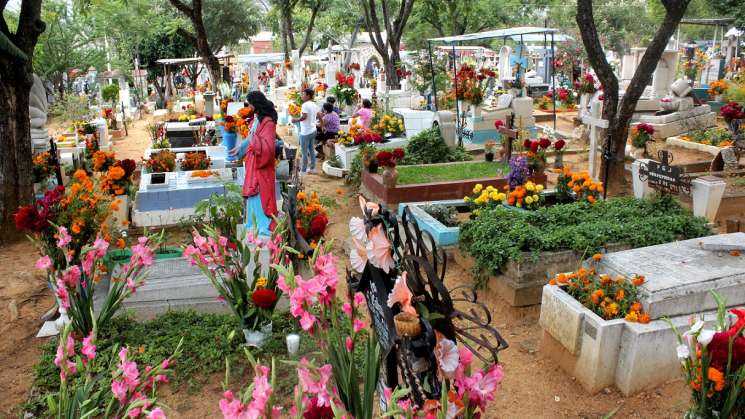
xmin=636 ymin=78 xmax=717 ymax=139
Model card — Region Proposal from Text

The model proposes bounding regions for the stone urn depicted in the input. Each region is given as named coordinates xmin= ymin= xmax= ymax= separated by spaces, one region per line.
xmin=553 ymin=152 xmax=564 ymax=169
xmin=382 ymin=166 xmax=398 ymax=187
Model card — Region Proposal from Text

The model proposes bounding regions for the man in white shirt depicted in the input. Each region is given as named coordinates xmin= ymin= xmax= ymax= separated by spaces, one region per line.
xmin=292 ymin=88 xmax=318 ymax=174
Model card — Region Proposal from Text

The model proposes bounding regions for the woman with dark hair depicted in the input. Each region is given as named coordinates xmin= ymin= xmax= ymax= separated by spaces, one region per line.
xmin=352 ymin=98 xmax=374 ymax=128
xmin=229 ymin=90 xmax=278 ymax=235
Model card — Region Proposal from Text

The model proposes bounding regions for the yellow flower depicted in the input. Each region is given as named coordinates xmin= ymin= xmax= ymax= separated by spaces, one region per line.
xmin=525 ymin=196 xmax=533 ymax=204
xmin=536 ymin=184 xmax=544 ymax=192
xmin=485 ymin=185 xmax=495 ymax=192
xmin=463 ymin=196 xmax=471 ymax=202
xmin=473 ymin=209 xmax=481 ymax=216
xmin=525 ymin=182 xmax=535 ymax=192
xmin=473 ymin=183 xmax=483 ymax=193
xmin=255 ymin=276 xmax=268 ymax=288
xmin=532 ymin=194 xmax=539 ymax=202
xmin=489 ymin=191 xmax=501 ymax=201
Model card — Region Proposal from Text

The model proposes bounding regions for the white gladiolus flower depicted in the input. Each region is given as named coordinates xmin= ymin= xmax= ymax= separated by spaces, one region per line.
xmin=676 ymin=344 xmax=690 ymax=360
xmin=697 ymin=329 xmax=716 ymax=347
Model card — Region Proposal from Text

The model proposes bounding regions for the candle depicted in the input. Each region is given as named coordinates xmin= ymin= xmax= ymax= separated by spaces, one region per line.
xmin=286 ymin=333 xmax=300 ymax=355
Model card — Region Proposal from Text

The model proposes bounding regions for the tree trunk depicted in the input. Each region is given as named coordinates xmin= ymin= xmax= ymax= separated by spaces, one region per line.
xmin=576 ymin=0 xmax=690 ymax=196
xmin=0 ymin=69 xmax=35 ymax=243
xmin=385 ymin=49 xmax=402 ymax=89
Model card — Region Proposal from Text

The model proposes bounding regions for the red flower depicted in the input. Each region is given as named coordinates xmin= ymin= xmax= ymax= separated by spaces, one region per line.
xmin=494 ymin=119 xmax=504 ymax=129
xmin=637 ymin=123 xmax=655 ymax=135
xmin=554 ymin=139 xmax=566 ymax=151
xmin=530 ymin=141 xmax=539 ymax=153
xmin=303 ymin=398 xmax=334 ymax=419
xmin=558 ymin=89 xmax=569 ymax=102
xmin=252 ymin=288 xmax=278 ymax=309
xmin=523 ymin=139 xmax=532 ymax=149
xmin=721 ymin=102 xmax=745 ymax=120
xmin=15 ymin=205 xmax=40 ymax=232
xmin=539 ymin=137 xmax=551 ymax=149
xmin=708 ymin=332 xmax=745 ymax=372
xmin=119 ymin=159 xmax=137 ymax=178
xmin=310 ymin=214 xmax=329 ymax=237
xmin=392 ymin=148 xmax=405 ymax=159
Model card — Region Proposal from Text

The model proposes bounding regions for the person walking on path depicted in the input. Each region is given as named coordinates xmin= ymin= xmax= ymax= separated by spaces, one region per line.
xmin=292 ymin=88 xmax=318 ymax=174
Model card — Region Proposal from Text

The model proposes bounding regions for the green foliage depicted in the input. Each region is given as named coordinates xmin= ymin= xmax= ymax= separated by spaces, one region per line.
xmin=24 ymin=310 xmax=312 ymax=416
xmin=402 ymin=127 xmax=472 ymax=165
xmin=459 ymin=194 xmax=712 ymax=280
xmin=189 ymin=182 xmax=245 ymax=239
xmin=137 ymin=29 xmax=196 ymax=81
xmin=397 ymin=161 xmax=507 ymax=185
xmin=345 ymin=143 xmax=375 ymax=188
xmin=201 ymin=0 xmax=262 ymax=53
xmin=50 ymin=95 xmax=96 ymax=123
xmin=101 ymin=84 xmax=120 ymax=104
xmin=422 ymin=204 xmax=460 ymax=227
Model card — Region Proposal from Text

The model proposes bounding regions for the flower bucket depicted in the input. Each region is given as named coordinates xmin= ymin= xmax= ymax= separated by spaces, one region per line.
xmin=223 ymin=131 xmax=238 ymax=161
xmin=243 ymin=321 xmax=272 ymax=347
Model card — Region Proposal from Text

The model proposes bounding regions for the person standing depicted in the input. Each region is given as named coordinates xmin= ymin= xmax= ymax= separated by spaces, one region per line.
xmin=228 ymin=91 xmax=278 ymax=236
xmin=292 ymin=88 xmax=318 ymax=174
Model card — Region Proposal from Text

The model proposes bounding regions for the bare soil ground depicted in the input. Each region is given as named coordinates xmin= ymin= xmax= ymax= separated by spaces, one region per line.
xmin=0 ymin=113 xmax=701 ymax=418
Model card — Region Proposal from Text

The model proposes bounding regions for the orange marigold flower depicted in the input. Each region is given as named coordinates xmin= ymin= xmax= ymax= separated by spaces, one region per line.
xmin=730 ymin=250 xmax=741 ymax=257
xmin=587 ymin=195 xmax=596 ymax=204
xmin=592 ymin=253 xmax=603 ymax=261
xmin=108 ymin=166 xmax=125 ymax=181
xmin=630 ymin=302 xmax=642 ymax=312
xmin=625 ymin=311 xmax=639 ymax=322
xmin=71 ymin=223 xmax=81 ymax=234
xmin=615 ymin=289 xmax=625 ymax=301
xmin=591 ymin=289 xmax=604 ymax=305
xmin=549 ymin=279 xmax=557 ymax=285
xmin=638 ymin=313 xmax=651 ymax=324
xmin=600 ymin=274 xmax=612 ymax=285
xmin=116 ymin=238 xmax=126 ymax=249
xmin=707 ymin=367 xmax=725 ymax=392
xmin=556 ymin=273 xmax=568 ymax=284
xmin=632 ymin=275 xmax=645 ymax=286
xmin=73 ymin=169 xmax=88 ymax=180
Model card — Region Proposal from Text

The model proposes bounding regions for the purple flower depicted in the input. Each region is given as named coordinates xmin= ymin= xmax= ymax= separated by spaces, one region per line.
xmin=507 ymin=156 xmax=529 ymax=188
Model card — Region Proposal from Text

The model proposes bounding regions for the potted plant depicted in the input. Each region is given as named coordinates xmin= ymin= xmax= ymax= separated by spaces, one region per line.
xmin=180 ymin=151 xmax=211 ymax=171
xmin=376 ymin=148 xmax=405 ymax=187
xmin=484 ymin=140 xmax=497 ymax=162
xmin=183 ymin=223 xmax=287 ymax=347
xmin=553 ymin=138 xmax=566 ymax=169
xmin=708 ymin=80 xmax=728 ymax=102
xmin=630 ymin=123 xmax=655 ymax=159
xmin=221 ymin=115 xmax=238 ymax=161
xmin=523 ymin=137 xmax=551 ymax=175
xmin=578 ymin=72 xmax=597 ymax=110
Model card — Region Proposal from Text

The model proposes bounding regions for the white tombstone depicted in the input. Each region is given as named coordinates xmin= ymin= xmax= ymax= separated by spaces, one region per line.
xmin=582 ymin=99 xmax=608 ymax=180
xmin=94 ymin=117 xmax=109 ymax=149
xmin=651 ymin=49 xmax=678 ymax=99
xmin=325 ymin=55 xmax=338 ymax=89
xmin=620 ymin=48 xmax=646 ymax=89
xmin=498 ymin=46 xmax=513 ymax=86
xmin=631 ymin=159 xmax=655 ymax=199
xmin=291 ymin=50 xmax=301 ymax=89
xmin=692 ymin=176 xmax=726 ymax=222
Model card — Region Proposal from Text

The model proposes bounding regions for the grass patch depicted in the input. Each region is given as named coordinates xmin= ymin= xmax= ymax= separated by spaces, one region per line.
xmin=396 ymin=161 xmax=508 ymax=185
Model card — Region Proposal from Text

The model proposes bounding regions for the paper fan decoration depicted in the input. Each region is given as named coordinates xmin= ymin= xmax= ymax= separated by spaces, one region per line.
xmin=350 ymin=238 xmax=368 ymax=273
xmin=349 ymin=217 xmax=367 ymax=243
xmin=366 ymin=224 xmax=394 ymax=273
xmin=387 ymin=272 xmax=417 ymax=315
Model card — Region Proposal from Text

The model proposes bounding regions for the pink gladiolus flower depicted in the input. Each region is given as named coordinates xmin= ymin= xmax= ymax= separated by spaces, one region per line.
xmin=55 ymin=278 xmax=70 ymax=309
xmin=93 ymin=235 xmax=109 ymax=257
xmin=61 ymin=266 xmax=81 ymax=288
xmin=82 ymin=333 xmax=96 ymax=361
xmin=299 ymin=311 xmax=317 ymax=331
xmin=35 ymin=256 xmax=52 ymax=271
xmin=353 ymin=292 xmax=365 ymax=307
xmin=147 ymin=408 xmax=167 ymax=419
xmin=161 ymin=358 xmax=172 ymax=369
xmin=458 ymin=364 xmax=504 ymax=411
xmin=297 ymin=360 xmax=334 ymax=407
xmin=111 ymin=379 xmax=128 ymax=403
xmin=342 ymin=302 xmax=353 ymax=318
xmin=130 ymin=237 xmax=154 ymax=268
xmin=271 ymin=405 xmax=282 ymax=418
xmin=353 ymin=319 xmax=366 ymax=333
xmin=56 ymin=226 xmax=72 ymax=247
xmin=434 ymin=336 xmax=459 ymax=379
xmin=345 ymin=336 xmax=354 ymax=352
xmin=82 ymin=251 xmax=96 ymax=276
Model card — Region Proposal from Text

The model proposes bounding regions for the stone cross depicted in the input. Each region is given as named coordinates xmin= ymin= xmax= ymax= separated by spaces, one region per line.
xmin=581 ymin=99 xmax=608 ymax=180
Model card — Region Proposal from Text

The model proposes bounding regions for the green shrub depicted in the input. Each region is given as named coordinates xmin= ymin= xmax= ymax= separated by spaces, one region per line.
xmin=102 ymin=83 xmax=120 ymax=104
xmin=422 ymin=204 xmax=459 ymax=227
xmin=459 ymin=194 xmax=711 ymax=281
xmin=401 ymin=127 xmax=472 ymax=165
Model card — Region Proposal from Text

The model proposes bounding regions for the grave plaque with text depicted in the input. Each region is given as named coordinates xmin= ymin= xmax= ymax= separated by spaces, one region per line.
xmin=638 ymin=150 xmax=691 ymax=194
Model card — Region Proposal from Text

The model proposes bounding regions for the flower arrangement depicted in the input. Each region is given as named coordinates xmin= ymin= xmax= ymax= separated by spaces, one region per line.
xmin=237 ymin=106 xmax=253 ymax=120
xmin=372 ymin=113 xmax=405 ymax=137
xmin=101 ymin=159 xmax=136 ymax=196
xmin=555 ymin=168 xmax=603 ymax=204
xmin=220 ymin=98 xmax=233 ymax=115
xmin=222 ymin=115 xmax=238 ymax=133
xmin=295 ymin=191 xmax=329 ymax=244
xmin=286 ymin=88 xmax=302 ymax=105
xmin=484 ymin=139 xmax=497 ymax=155
xmin=523 ymin=137 xmax=551 ymax=173
xmin=16 ymin=170 xmax=111 ymax=269
xmin=191 ymin=169 xmax=218 ymax=178
xmin=32 ymin=151 xmax=53 ymax=183
xmin=353 ymin=129 xmax=383 ymax=145
xmin=376 ymin=148 xmax=405 ymax=168
xmin=578 ymin=73 xmax=597 ymax=95
xmin=708 ymin=79 xmax=728 ymax=97
xmin=180 ymin=151 xmax=211 ymax=171
xmin=452 ymin=65 xmax=496 ymax=106
xmin=330 ymin=72 xmax=358 ymax=106
xmin=91 ymin=150 xmax=116 ymax=172
xmin=507 ymin=181 xmax=544 ymax=209
xmin=183 ymin=223 xmax=287 ymax=332
xmin=335 ymin=130 xmax=355 ymax=146
xmin=287 ymin=102 xmax=301 ymax=118
xmin=721 ymin=101 xmax=745 ymax=122
xmin=506 ymin=155 xmax=529 ymax=189
xmin=549 ymin=254 xmax=651 ymax=323
xmin=670 ymin=291 xmax=745 ymax=418
xmin=314 ymin=81 xmax=328 ymax=94
xmin=143 ymin=150 xmax=176 ymax=173
xmin=680 ymin=127 xmax=734 ymax=148
xmin=631 ymin=123 xmax=655 ymax=149
xmin=464 ymin=183 xmax=506 ymax=212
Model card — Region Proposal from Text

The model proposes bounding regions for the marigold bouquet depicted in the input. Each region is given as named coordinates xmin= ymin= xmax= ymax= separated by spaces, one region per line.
xmin=144 ymin=150 xmax=176 ymax=173
xmin=287 ymin=102 xmax=301 ymax=118
xmin=669 ymin=291 xmax=745 ymax=419
xmin=222 ymin=115 xmax=238 ymax=134
xmin=464 ymin=183 xmax=506 ymax=212
xmin=631 ymin=123 xmax=655 ymax=149
xmin=295 ymin=191 xmax=329 ymax=244
xmin=549 ymin=254 xmax=650 ymax=322
xmin=372 ymin=113 xmax=405 ymax=137
xmin=180 ymin=151 xmax=211 ymax=171
xmin=220 ymin=98 xmax=233 ymax=115
xmin=183 ymin=222 xmax=287 ymax=332
xmin=101 ymin=159 xmax=136 ymax=196
xmin=507 ymin=181 xmax=544 ymax=210
xmin=708 ymin=79 xmax=728 ymax=97
xmin=555 ymin=168 xmax=603 ymax=204
xmin=32 ymin=151 xmax=53 ymax=183
xmin=91 ymin=150 xmax=116 ymax=172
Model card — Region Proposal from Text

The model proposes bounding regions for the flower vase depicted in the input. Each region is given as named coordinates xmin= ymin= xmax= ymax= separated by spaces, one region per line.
xmin=286 ymin=333 xmax=300 ymax=355
xmin=554 ymin=153 xmax=564 ymax=169
xmin=243 ymin=321 xmax=273 ymax=347
xmin=631 ymin=147 xmax=646 ymax=160
xmin=223 ymin=131 xmax=238 ymax=161
xmin=54 ymin=296 xmax=71 ymax=332
xmin=382 ymin=166 xmax=398 ymax=187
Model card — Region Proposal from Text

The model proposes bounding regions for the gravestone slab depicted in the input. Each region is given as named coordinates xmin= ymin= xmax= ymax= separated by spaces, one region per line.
xmin=595 ymin=233 xmax=745 ymax=319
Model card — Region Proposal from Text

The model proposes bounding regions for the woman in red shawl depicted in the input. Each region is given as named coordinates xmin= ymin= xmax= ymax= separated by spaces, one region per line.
xmin=229 ymin=91 xmax=278 ymax=235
